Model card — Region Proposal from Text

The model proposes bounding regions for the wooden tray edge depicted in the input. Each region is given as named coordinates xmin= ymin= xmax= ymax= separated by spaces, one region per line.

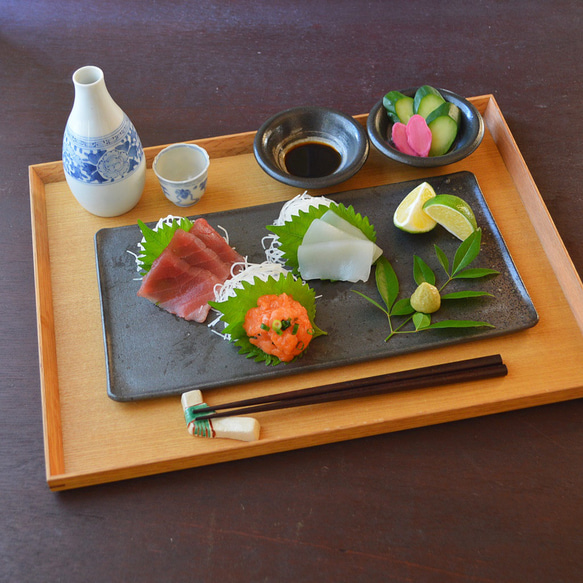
xmin=29 ymin=165 xmax=65 ymax=481
xmin=46 ymin=382 xmax=583 ymax=491
xmin=481 ymin=95 xmax=583 ymax=332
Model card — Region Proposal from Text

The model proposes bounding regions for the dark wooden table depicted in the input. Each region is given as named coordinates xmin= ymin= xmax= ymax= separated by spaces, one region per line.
xmin=2 ymin=1 xmax=582 ymax=581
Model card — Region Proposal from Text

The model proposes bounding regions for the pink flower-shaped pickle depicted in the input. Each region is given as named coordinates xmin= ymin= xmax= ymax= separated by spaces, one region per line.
xmin=391 ymin=114 xmax=432 ymax=157
xmin=391 ymin=122 xmax=418 ymax=156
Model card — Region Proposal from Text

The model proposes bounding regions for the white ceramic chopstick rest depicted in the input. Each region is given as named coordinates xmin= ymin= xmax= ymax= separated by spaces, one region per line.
xmin=181 ymin=390 xmax=260 ymax=442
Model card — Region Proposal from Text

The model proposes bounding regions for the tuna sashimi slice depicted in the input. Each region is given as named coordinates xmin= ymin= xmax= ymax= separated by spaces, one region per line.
xmin=166 ymin=227 xmax=232 ymax=281
xmin=190 ymin=218 xmax=245 ymax=272
xmin=137 ymin=250 xmax=221 ymax=323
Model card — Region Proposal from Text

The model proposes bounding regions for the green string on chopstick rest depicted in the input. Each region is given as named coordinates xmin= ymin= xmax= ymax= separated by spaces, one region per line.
xmin=184 ymin=404 xmax=216 ymax=438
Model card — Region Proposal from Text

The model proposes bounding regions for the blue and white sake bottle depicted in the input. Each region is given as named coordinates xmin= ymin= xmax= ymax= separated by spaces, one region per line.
xmin=63 ymin=66 xmax=146 ymax=217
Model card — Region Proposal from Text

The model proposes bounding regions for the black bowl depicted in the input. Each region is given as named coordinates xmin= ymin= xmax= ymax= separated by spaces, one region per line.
xmin=367 ymin=88 xmax=484 ymax=167
xmin=253 ymin=106 xmax=369 ymax=189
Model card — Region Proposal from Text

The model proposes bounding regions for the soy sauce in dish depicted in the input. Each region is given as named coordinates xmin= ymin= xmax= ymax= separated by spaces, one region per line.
xmin=284 ymin=142 xmax=341 ymax=178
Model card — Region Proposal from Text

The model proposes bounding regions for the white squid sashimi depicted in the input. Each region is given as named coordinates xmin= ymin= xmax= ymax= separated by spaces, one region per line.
xmin=298 ymin=239 xmax=376 ymax=283
xmin=302 ymin=218 xmax=359 ymax=245
xmin=319 ymin=210 xmax=383 ymax=262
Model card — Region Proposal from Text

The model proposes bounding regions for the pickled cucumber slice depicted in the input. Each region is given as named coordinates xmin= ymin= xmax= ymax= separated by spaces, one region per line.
xmin=413 ymin=85 xmax=445 ymax=119
xmin=428 ymin=116 xmax=459 ymax=157
xmin=426 ymin=101 xmax=460 ymax=126
xmin=383 ymin=91 xmax=414 ymax=124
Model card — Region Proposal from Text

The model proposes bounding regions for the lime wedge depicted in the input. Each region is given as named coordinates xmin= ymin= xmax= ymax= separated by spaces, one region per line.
xmin=423 ymin=194 xmax=477 ymax=240
xmin=393 ymin=182 xmax=437 ymax=233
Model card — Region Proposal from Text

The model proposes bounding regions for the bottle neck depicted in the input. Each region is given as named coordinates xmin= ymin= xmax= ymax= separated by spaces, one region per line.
xmin=67 ymin=66 xmax=124 ymax=136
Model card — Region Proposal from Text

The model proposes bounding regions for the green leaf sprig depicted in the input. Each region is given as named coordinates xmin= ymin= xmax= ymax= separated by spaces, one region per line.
xmin=353 ymin=229 xmax=500 ymax=342
xmin=208 ymin=272 xmax=326 ymax=366
xmin=266 ymin=202 xmax=377 ymax=272
xmin=136 ymin=217 xmax=194 ymax=274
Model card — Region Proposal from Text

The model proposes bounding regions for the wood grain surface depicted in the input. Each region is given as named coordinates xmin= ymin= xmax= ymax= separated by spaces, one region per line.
xmin=29 ymin=95 xmax=583 ymax=492
xmin=2 ymin=1 xmax=583 ymax=581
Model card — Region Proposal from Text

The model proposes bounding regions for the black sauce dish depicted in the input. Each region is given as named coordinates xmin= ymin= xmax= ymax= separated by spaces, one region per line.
xmin=367 ymin=88 xmax=484 ymax=168
xmin=253 ymin=106 xmax=369 ymax=189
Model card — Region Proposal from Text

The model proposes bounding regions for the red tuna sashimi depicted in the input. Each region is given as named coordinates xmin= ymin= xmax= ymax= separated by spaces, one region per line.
xmin=138 ymin=250 xmax=222 ymax=322
xmin=190 ymin=218 xmax=245 ymax=271
xmin=166 ymin=227 xmax=231 ymax=281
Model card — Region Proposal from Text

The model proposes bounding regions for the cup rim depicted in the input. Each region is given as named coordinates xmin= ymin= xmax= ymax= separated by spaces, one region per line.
xmin=153 ymin=143 xmax=210 ymax=184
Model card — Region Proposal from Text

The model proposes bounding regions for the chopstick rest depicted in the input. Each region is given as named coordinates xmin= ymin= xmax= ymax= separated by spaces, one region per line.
xmin=181 ymin=390 xmax=261 ymax=442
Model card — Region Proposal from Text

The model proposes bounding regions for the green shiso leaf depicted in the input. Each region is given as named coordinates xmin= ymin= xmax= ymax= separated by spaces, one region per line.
xmin=266 ymin=202 xmax=377 ymax=272
xmin=137 ymin=217 xmax=194 ymax=274
xmin=208 ymin=272 xmax=326 ymax=366
xmin=329 ymin=203 xmax=377 ymax=241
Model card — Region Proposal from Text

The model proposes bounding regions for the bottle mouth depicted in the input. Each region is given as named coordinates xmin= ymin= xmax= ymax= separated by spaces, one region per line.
xmin=73 ymin=66 xmax=104 ymax=86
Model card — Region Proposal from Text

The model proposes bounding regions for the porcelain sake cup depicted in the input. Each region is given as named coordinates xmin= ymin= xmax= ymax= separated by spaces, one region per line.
xmin=62 ymin=66 xmax=146 ymax=217
xmin=153 ymin=143 xmax=209 ymax=207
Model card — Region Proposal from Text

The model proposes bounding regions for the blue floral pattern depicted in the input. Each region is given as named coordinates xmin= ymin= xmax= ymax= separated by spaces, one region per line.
xmin=63 ymin=114 xmax=143 ymax=184
xmin=161 ymin=177 xmax=207 ymax=206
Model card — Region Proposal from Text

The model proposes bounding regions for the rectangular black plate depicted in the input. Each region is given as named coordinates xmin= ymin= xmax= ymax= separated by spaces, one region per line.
xmin=95 ymin=171 xmax=538 ymax=401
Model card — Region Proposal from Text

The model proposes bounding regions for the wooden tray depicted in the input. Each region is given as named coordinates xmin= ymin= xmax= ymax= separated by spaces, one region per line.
xmin=29 ymin=95 xmax=583 ymax=491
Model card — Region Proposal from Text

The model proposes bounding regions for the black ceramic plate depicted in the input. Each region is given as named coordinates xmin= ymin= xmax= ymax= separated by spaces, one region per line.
xmin=95 ymin=171 xmax=538 ymax=401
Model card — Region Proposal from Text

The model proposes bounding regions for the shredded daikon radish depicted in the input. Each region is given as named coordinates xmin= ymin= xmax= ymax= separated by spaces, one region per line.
xmin=273 ymin=191 xmax=333 ymax=226
xmin=208 ymin=261 xmax=292 ymax=339
xmin=213 ymin=262 xmax=290 ymax=303
xmin=263 ymin=191 xmax=333 ymax=264
xmin=215 ymin=224 xmax=230 ymax=244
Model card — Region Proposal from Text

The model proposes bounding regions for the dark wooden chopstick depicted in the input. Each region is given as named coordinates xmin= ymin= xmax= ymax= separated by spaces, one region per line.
xmin=196 ymin=354 xmax=503 ymax=414
xmin=192 ymin=354 xmax=507 ymax=421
